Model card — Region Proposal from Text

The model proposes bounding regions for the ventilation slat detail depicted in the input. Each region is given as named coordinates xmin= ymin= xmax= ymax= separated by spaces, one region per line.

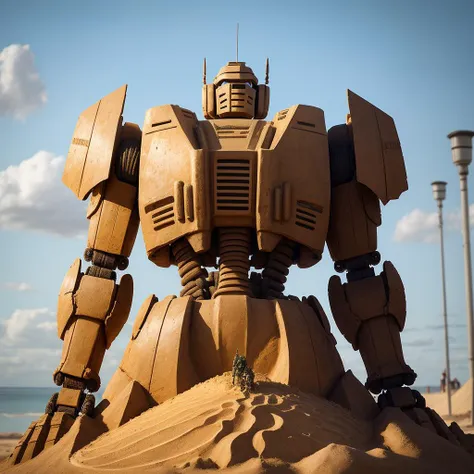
xmin=146 ymin=196 xmax=175 ymax=233
xmin=215 ymin=124 xmax=251 ymax=140
xmin=295 ymin=200 xmax=320 ymax=231
xmin=215 ymin=158 xmax=251 ymax=212
xmin=153 ymin=219 xmax=174 ymax=231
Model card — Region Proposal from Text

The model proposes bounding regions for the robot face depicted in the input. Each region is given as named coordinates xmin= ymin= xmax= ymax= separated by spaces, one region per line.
xmin=215 ymin=81 xmax=256 ymax=119
xmin=202 ymin=61 xmax=269 ymax=120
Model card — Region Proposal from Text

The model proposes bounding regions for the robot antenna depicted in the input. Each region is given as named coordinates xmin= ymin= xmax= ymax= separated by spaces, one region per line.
xmin=203 ymin=57 xmax=207 ymax=85
xmin=236 ymin=23 xmax=239 ymax=62
xmin=265 ymin=58 xmax=269 ymax=85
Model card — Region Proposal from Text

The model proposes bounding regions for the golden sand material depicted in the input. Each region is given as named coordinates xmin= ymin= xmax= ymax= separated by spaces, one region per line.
xmin=2 ymin=375 xmax=473 ymax=473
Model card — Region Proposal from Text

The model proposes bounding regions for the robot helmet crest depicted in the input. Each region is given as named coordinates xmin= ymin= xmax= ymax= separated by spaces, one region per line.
xmin=202 ymin=60 xmax=270 ymax=120
xmin=213 ymin=61 xmax=258 ymax=86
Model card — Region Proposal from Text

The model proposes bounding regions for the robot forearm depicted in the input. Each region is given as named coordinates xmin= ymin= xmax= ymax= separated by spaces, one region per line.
xmin=54 ymin=250 xmax=133 ymax=392
xmin=328 ymin=255 xmax=416 ymax=393
xmin=9 ymin=251 xmax=134 ymax=463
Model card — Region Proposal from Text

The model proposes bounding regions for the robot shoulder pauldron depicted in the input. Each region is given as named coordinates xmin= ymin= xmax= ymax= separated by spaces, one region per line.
xmin=346 ymin=90 xmax=408 ymax=204
xmin=62 ymin=85 xmax=128 ymax=200
xmin=142 ymin=104 xmax=200 ymax=148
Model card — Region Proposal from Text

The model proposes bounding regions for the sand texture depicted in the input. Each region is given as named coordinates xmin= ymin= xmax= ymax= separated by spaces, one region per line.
xmin=0 ymin=435 xmax=21 ymax=463
xmin=1 ymin=374 xmax=474 ymax=473
xmin=424 ymin=379 xmax=474 ymax=435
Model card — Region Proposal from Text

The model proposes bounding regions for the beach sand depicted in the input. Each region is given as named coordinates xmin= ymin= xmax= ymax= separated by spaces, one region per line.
xmin=0 ymin=435 xmax=21 ymax=462
xmin=1 ymin=376 xmax=473 ymax=472
xmin=423 ymin=378 xmax=474 ymax=435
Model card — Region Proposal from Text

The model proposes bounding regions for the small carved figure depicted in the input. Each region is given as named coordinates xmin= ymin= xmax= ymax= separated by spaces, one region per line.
xmin=240 ymin=366 xmax=255 ymax=395
xmin=232 ymin=350 xmax=247 ymax=385
xmin=232 ymin=351 xmax=255 ymax=395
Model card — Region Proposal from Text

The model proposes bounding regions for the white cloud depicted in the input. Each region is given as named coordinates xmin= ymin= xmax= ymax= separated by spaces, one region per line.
xmin=0 ymin=306 xmax=128 ymax=386
xmin=0 ymin=308 xmax=61 ymax=379
xmin=0 ymin=305 xmax=60 ymax=387
xmin=0 ymin=151 xmax=87 ymax=237
xmin=394 ymin=204 xmax=474 ymax=243
xmin=2 ymin=308 xmax=50 ymax=343
xmin=3 ymin=282 xmax=33 ymax=292
xmin=37 ymin=321 xmax=56 ymax=331
xmin=0 ymin=348 xmax=62 ymax=377
xmin=0 ymin=355 xmax=21 ymax=365
xmin=0 ymin=44 xmax=47 ymax=119
xmin=0 ymin=303 xmax=133 ymax=387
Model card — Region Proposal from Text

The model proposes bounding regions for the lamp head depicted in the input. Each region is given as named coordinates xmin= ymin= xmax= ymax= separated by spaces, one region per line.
xmin=448 ymin=130 xmax=474 ymax=169
xmin=431 ymin=181 xmax=447 ymax=202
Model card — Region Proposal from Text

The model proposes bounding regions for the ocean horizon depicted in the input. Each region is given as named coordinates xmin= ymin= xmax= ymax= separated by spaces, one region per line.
xmin=0 ymin=387 xmax=104 ymax=433
xmin=0 ymin=384 xmax=445 ymax=434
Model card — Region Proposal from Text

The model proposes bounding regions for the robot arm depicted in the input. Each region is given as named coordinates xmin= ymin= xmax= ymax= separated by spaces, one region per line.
xmin=9 ymin=86 xmax=141 ymax=465
xmin=54 ymin=157 xmax=139 ymax=392
xmin=325 ymin=91 xmax=474 ymax=448
xmin=326 ymin=91 xmax=416 ymax=394
xmin=55 ymin=85 xmax=140 ymax=392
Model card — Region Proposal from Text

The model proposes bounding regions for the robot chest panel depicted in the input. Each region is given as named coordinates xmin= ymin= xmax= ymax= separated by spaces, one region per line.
xmin=139 ymin=106 xmax=331 ymax=261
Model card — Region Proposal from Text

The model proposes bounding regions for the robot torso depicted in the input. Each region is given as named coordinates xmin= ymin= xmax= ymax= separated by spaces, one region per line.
xmin=139 ymin=104 xmax=331 ymax=270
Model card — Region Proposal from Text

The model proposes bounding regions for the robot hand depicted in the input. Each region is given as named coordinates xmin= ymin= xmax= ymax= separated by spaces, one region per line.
xmin=378 ymin=385 xmax=474 ymax=455
xmin=8 ymin=376 xmax=95 ymax=465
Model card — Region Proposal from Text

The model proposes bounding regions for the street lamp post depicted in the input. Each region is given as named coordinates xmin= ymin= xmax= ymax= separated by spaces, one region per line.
xmin=448 ymin=130 xmax=474 ymax=426
xmin=431 ymin=181 xmax=452 ymax=416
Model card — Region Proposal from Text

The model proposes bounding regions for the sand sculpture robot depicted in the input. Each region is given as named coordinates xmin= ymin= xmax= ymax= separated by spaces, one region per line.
xmin=9 ymin=58 xmax=467 ymax=465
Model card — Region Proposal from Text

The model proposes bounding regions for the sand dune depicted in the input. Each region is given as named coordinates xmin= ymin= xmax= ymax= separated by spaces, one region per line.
xmin=424 ymin=378 xmax=472 ymax=416
xmin=74 ymin=375 xmax=373 ymax=470
xmin=2 ymin=374 xmax=474 ymax=473
xmin=423 ymin=379 xmax=474 ymax=437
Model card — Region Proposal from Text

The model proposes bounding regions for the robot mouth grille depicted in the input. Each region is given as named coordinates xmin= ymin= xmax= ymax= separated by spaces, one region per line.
xmin=215 ymin=158 xmax=250 ymax=212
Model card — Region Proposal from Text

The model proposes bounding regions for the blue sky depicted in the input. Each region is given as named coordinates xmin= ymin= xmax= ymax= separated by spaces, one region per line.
xmin=1 ymin=0 xmax=474 ymax=389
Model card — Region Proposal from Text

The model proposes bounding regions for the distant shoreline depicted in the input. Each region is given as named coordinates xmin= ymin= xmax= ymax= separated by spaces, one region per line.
xmin=0 ymin=434 xmax=20 ymax=463
xmin=0 ymin=433 xmax=21 ymax=440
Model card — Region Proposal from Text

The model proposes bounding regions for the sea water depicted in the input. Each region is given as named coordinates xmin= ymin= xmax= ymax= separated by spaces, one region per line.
xmin=0 ymin=387 xmax=104 ymax=433
xmin=0 ymin=387 xmax=54 ymax=433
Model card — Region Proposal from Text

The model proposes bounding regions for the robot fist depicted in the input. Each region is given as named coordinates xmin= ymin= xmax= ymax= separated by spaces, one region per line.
xmin=378 ymin=386 xmax=474 ymax=455
xmin=7 ymin=378 xmax=95 ymax=465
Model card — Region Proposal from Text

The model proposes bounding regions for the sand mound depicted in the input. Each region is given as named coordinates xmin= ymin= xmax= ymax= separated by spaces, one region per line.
xmin=73 ymin=374 xmax=373 ymax=470
xmin=452 ymin=378 xmax=473 ymax=414
xmin=424 ymin=379 xmax=473 ymax=417
xmin=2 ymin=374 xmax=474 ymax=473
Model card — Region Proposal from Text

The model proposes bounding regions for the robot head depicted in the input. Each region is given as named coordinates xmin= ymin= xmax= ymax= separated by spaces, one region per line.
xmin=202 ymin=60 xmax=270 ymax=120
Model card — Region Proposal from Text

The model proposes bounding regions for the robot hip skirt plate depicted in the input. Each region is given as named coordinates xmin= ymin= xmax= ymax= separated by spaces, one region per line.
xmin=104 ymin=294 xmax=346 ymax=406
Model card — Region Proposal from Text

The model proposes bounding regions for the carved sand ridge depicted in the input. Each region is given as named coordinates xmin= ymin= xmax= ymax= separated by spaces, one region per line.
xmin=2 ymin=374 xmax=474 ymax=473
xmin=74 ymin=375 xmax=372 ymax=471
